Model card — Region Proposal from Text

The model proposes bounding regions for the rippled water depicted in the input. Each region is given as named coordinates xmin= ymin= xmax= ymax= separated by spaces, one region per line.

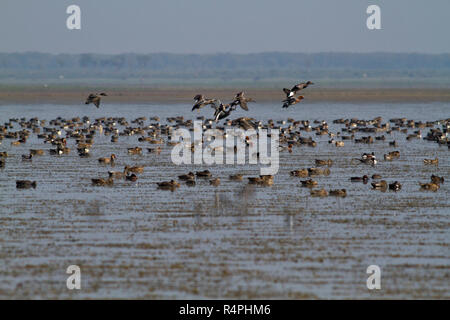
xmin=0 ymin=102 xmax=449 ymax=299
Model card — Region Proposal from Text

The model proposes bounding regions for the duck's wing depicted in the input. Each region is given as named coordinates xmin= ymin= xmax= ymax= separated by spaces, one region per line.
xmin=93 ymin=97 xmax=101 ymax=108
xmin=283 ymin=88 xmax=292 ymax=97
xmin=193 ymin=94 xmax=204 ymax=102
xmin=238 ymin=98 xmax=249 ymax=111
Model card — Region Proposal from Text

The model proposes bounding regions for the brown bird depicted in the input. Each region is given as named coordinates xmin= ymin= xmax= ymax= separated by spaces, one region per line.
xmin=282 ymin=95 xmax=304 ymax=109
xmin=98 ymin=154 xmax=116 ymax=164
xmin=230 ymin=91 xmax=255 ymax=111
xmin=16 ymin=180 xmax=37 ymax=189
xmin=283 ymin=81 xmax=314 ymax=97
xmin=85 ymin=93 xmax=107 ymax=108
xmin=191 ymin=94 xmax=218 ymax=111
xmin=91 ymin=177 xmax=114 ymax=186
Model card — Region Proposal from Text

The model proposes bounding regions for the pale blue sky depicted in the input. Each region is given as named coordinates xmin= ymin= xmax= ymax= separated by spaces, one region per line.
xmin=1 ymin=0 xmax=449 ymax=54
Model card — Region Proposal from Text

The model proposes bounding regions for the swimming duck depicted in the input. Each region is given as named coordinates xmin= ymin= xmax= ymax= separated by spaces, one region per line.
xmin=30 ymin=149 xmax=44 ymax=156
xmin=16 ymin=180 xmax=37 ymax=189
xmin=178 ymin=172 xmax=195 ymax=181
xmin=371 ymin=174 xmax=382 ymax=180
xmin=389 ymin=181 xmax=402 ymax=191
xmin=91 ymin=177 xmax=114 ymax=186
xmin=210 ymin=178 xmax=221 ymax=186
xmin=124 ymin=165 xmax=144 ymax=174
xmin=430 ymin=175 xmax=444 ymax=184
xmin=423 ymin=158 xmax=438 ymax=165
xmin=310 ymin=188 xmax=328 ymax=197
xmin=290 ymin=169 xmax=309 ymax=177
xmin=229 ymin=174 xmax=243 ymax=181
xmin=85 ymin=93 xmax=107 ymax=108
xmin=315 ymin=159 xmax=333 ymax=167
xmin=157 ymin=180 xmax=180 ymax=190
xmin=125 ymin=173 xmax=138 ymax=182
xmin=300 ymin=179 xmax=318 ymax=187
xmin=21 ymin=154 xmax=33 ymax=161
xmin=108 ymin=167 xmax=128 ymax=179
xmin=186 ymin=179 xmax=196 ymax=186
xmin=371 ymin=180 xmax=387 ymax=190
xmin=0 ymin=158 xmax=4 ymax=168
xmin=196 ymin=170 xmax=212 ymax=178
xmin=329 ymin=189 xmax=347 ymax=197
xmin=127 ymin=147 xmax=142 ymax=155
xmin=419 ymin=182 xmax=439 ymax=191
xmin=98 ymin=154 xmax=116 ymax=164
xmin=147 ymin=147 xmax=162 ymax=154
xmin=350 ymin=175 xmax=369 ymax=183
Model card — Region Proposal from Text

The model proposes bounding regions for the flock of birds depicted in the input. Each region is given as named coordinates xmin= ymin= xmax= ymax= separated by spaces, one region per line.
xmin=1 ymin=81 xmax=448 ymax=196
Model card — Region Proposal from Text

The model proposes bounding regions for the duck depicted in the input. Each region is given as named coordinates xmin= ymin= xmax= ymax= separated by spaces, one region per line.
xmin=127 ymin=147 xmax=142 ymax=155
xmin=315 ymin=159 xmax=333 ymax=167
xmin=196 ymin=170 xmax=212 ymax=178
xmin=16 ymin=180 xmax=37 ymax=189
xmin=282 ymin=95 xmax=304 ymax=109
xmin=125 ymin=173 xmax=138 ymax=182
xmin=300 ymin=179 xmax=318 ymax=187
xmin=419 ymin=182 xmax=439 ymax=191
xmin=308 ymin=167 xmax=330 ymax=176
xmin=29 ymin=149 xmax=44 ymax=156
xmin=157 ymin=180 xmax=180 ymax=190
xmin=98 ymin=154 xmax=116 ymax=164
xmin=371 ymin=180 xmax=387 ymax=190
xmin=350 ymin=175 xmax=369 ymax=183
xmin=91 ymin=177 xmax=114 ymax=186
xmin=178 ymin=172 xmax=195 ymax=181
xmin=310 ymin=188 xmax=328 ymax=197
xmin=290 ymin=169 xmax=309 ymax=177
xmin=21 ymin=154 xmax=33 ymax=161
xmin=283 ymin=81 xmax=314 ymax=98
xmin=108 ymin=167 xmax=128 ymax=179
xmin=389 ymin=181 xmax=402 ymax=191
xmin=77 ymin=147 xmax=90 ymax=157
xmin=231 ymin=91 xmax=255 ymax=111
xmin=85 ymin=93 xmax=107 ymax=108
xmin=329 ymin=189 xmax=347 ymax=197
xmin=147 ymin=147 xmax=162 ymax=154
xmin=430 ymin=175 xmax=444 ymax=184
xmin=186 ymin=179 xmax=196 ymax=187
xmin=0 ymin=158 xmax=5 ymax=168
xmin=229 ymin=174 xmax=243 ymax=181
xmin=423 ymin=158 xmax=438 ymax=165
xmin=371 ymin=174 xmax=382 ymax=180
xmin=124 ymin=165 xmax=144 ymax=174
xmin=191 ymin=94 xmax=218 ymax=112
xmin=49 ymin=147 xmax=64 ymax=155
xmin=210 ymin=178 xmax=221 ymax=186
xmin=384 ymin=151 xmax=400 ymax=161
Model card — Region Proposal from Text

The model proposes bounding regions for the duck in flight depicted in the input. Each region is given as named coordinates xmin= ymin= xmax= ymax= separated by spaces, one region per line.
xmin=283 ymin=81 xmax=314 ymax=98
xmin=230 ymin=91 xmax=255 ymax=111
xmin=191 ymin=94 xmax=218 ymax=112
xmin=282 ymin=95 xmax=304 ymax=108
xmin=213 ymin=100 xmax=236 ymax=122
xmin=85 ymin=93 xmax=107 ymax=108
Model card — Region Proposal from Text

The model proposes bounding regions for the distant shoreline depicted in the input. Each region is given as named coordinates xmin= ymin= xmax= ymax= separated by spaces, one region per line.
xmin=1 ymin=87 xmax=450 ymax=104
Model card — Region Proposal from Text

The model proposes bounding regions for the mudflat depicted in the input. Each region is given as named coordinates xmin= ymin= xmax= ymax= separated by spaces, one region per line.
xmin=1 ymin=86 xmax=450 ymax=104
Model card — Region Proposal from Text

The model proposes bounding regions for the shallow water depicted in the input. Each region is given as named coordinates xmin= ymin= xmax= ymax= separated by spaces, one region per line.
xmin=0 ymin=101 xmax=449 ymax=299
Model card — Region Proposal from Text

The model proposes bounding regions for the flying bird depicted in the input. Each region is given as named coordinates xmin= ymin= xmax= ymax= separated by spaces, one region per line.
xmin=282 ymin=95 xmax=304 ymax=108
xmin=283 ymin=81 xmax=314 ymax=98
xmin=213 ymin=101 xmax=236 ymax=122
xmin=230 ymin=91 xmax=255 ymax=111
xmin=85 ymin=93 xmax=107 ymax=108
xmin=191 ymin=94 xmax=218 ymax=112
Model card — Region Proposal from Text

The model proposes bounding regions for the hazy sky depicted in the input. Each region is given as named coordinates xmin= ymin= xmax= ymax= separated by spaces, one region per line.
xmin=1 ymin=0 xmax=449 ymax=54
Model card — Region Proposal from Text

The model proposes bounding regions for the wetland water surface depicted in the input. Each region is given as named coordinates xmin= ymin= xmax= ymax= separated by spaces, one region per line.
xmin=0 ymin=102 xmax=449 ymax=299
